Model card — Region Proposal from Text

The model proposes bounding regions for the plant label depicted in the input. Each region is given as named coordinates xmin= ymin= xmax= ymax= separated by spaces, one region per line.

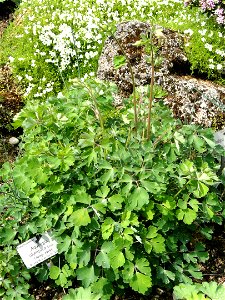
xmin=16 ymin=232 xmax=58 ymax=269
xmin=214 ymin=128 xmax=225 ymax=149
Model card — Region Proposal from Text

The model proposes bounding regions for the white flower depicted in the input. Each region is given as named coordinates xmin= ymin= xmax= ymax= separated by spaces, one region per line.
xmin=217 ymin=64 xmax=223 ymax=70
xmin=57 ymin=92 xmax=65 ymax=98
xmin=75 ymin=40 xmax=81 ymax=48
xmin=85 ymin=31 xmax=93 ymax=40
xmin=209 ymin=64 xmax=215 ymax=69
xmin=8 ymin=56 xmax=14 ymax=62
xmin=31 ymin=60 xmax=36 ymax=67
xmin=204 ymin=43 xmax=213 ymax=51
xmin=198 ymin=29 xmax=207 ymax=36
xmin=184 ymin=28 xmax=193 ymax=36
xmin=25 ymin=74 xmax=33 ymax=81
xmin=28 ymin=15 xmax=35 ymax=21
xmin=208 ymin=32 xmax=213 ymax=38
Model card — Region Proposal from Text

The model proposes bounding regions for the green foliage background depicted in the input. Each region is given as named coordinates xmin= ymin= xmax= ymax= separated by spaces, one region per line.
xmin=0 ymin=0 xmax=224 ymax=101
xmin=1 ymin=79 xmax=225 ymax=298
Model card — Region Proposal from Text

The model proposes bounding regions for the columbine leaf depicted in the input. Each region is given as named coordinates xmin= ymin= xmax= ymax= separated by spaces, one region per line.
xmin=173 ymin=283 xmax=200 ymax=300
xmin=157 ymin=266 xmax=175 ymax=284
xmin=70 ymin=187 xmax=92 ymax=205
xmin=177 ymin=208 xmax=197 ymax=225
xmin=63 ymin=287 xmax=101 ymax=300
xmin=205 ymin=206 xmax=214 ymax=219
xmin=130 ymin=272 xmax=152 ymax=294
xmin=100 ymin=169 xmax=116 ymax=185
xmin=201 ymin=281 xmax=225 ymax=300
xmin=144 ymin=227 xmax=165 ymax=254
xmin=145 ymin=203 xmax=155 ymax=220
xmin=193 ymin=181 xmax=209 ymax=198
xmin=46 ymin=182 xmax=64 ymax=193
xmin=189 ymin=199 xmax=199 ymax=211
xmin=141 ymin=181 xmax=161 ymax=194
xmin=187 ymin=265 xmax=203 ymax=279
xmin=96 ymin=186 xmax=110 ymax=198
xmin=57 ymin=235 xmax=71 ymax=254
xmin=128 ymin=187 xmax=149 ymax=210
xmin=193 ymin=135 xmax=206 ymax=153
xmin=135 ymin=258 xmax=151 ymax=276
xmin=55 ymin=272 xmax=68 ymax=287
xmin=68 ymin=208 xmax=91 ymax=226
xmin=77 ymin=246 xmax=91 ymax=267
xmin=108 ymin=194 xmax=124 ymax=211
xmin=1 ymin=228 xmax=17 ymax=244
xmin=92 ymin=278 xmax=113 ymax=300
xmin=151 ymin=234 xmax=166 ymax=253
xmin=179 ymin=160 xmax=195 ymax=175
xmin=95 ymin=251 xmax=110 ymax=269
xmin=76 ymin=266 xmax=96 ymax=288
xmin=122 ymin=261 xmax=135 ymax=282
xmin=49 ymin=266 xmax=60 ymax=280
xmin=146 ymin=226 xmax=158 ymax=239
xmin=101 ymin=218 xmax=114 ymax=240
xmin=109 ymin=250 xmax=125 ymax=269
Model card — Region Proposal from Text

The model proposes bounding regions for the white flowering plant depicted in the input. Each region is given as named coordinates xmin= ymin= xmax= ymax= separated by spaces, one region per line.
xmin=156 ymin=2 xmax=225 ymax=84
xmin=0 ymin=0 xmax=224 ymax=101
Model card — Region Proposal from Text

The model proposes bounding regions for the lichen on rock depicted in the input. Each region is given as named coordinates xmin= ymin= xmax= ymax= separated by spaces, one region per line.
xmin=97 ymin=20 xmax=225 ymax=128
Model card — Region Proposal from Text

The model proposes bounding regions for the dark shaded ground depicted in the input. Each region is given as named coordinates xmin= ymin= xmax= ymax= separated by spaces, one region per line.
xmin=0 ymin=0 xmax=16 ymax=36
xmin=200 ymin=224 xmax=225 ymax=284
xmin=0 ymin=0 xmax=23 ymax=166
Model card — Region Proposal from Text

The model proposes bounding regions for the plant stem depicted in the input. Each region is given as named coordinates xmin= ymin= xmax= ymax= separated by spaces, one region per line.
xmin=113 ymin=36 xmax=138 ymax=133
xmin=85 ymin=84 xmax=104 ymax=132
xmin=147 ymin=40 xmax=154 ymax=140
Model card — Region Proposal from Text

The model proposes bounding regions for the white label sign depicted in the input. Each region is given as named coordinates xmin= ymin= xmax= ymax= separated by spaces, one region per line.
xmin=214 ymin=128 xmax=225 ymax=149
xmin=16 ymin=232 xmax=58 ymax=269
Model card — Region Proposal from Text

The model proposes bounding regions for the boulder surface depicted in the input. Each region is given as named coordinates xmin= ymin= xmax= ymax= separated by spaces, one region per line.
xmin=97 ymin=21 xmax=225 ymax=127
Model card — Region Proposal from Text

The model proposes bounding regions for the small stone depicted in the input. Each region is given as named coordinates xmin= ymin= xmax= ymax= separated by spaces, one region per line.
xmin=8 ymin=137 xmax=19 ymax=145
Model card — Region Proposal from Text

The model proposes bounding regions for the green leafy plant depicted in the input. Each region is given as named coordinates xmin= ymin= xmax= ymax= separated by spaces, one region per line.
xmin=173 ymin=281 xmax=225 ymax=300
xmin=1 ymin=78 xmax=225 ymax=298
xmin=113 ymin=24 xmax=165 ymax=139
xmin=1 ymin=0 xmax=224 ymax=102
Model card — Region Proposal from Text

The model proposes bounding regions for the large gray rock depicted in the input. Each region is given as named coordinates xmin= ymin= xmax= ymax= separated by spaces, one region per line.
xmin=98 ymin=21 xmax=188 ymax=96
xmin=161 ymin=75 xmax=225 ymax=127
xmin=97 ymin=21 xmax=225 ymax=127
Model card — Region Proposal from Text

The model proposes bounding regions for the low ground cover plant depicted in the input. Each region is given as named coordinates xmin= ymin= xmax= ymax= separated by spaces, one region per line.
xmin=0 ymin=78 xmax=225 ymax=299
xmin=185 ymin=0 xmax=225 ymax=26
xmin=0 ymin=0 xmax=224 ymax=102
